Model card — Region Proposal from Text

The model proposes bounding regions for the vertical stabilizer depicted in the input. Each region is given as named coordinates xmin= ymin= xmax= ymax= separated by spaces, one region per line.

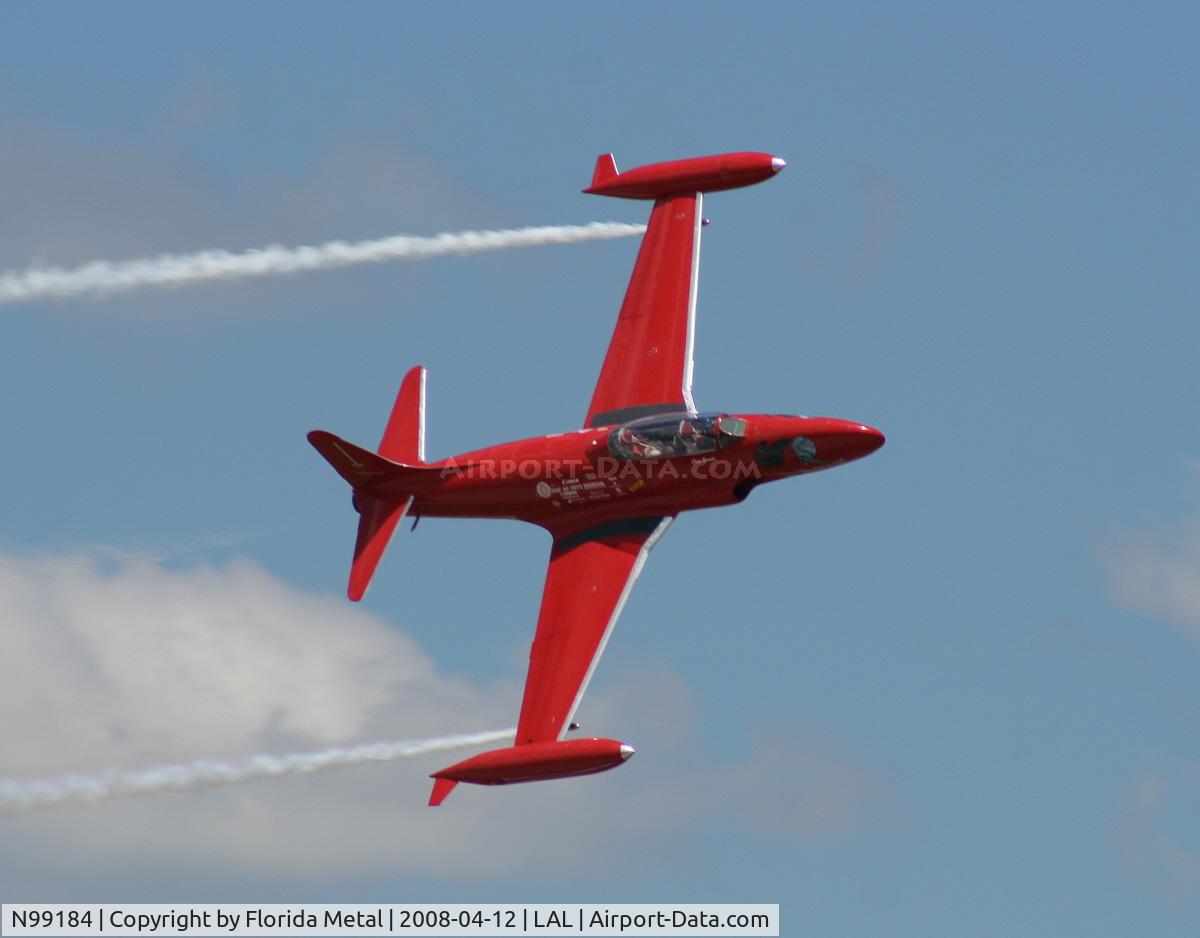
xmin=379 ymin=365 xmax=426 ymax=464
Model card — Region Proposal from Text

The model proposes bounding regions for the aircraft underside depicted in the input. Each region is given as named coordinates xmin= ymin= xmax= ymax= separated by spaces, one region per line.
xmin=307 ymin=150 xmax=883 ymax=805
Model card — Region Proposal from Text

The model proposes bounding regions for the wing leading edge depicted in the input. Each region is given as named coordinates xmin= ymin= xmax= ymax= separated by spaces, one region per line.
xmin=427 ymin=516 xmax=671 ymax=805
xmin=584 ymin=192 xmax=702 ymax=428
xmin=516 ymin=516 xmax=673 ymax=744
xmin=582 ymin=150 xmax=785 ymax=429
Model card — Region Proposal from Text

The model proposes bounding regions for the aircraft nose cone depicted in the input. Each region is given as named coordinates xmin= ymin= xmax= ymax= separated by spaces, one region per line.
xmin=816 ymin=421 xmax=885 ymax=463
xmin=858 ymin=424 xmax=885 ymax=455
xmin=770 ymin=156 xmax=787 ymax=173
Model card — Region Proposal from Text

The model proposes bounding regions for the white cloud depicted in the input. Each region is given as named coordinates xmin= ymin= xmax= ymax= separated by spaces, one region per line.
xmin=0 ymin=550 xmax=882 ymax=893
xmin=1118 ymin=765 xmax=1200 ymax=892
xmin=1108 ymin=526 xmax=1200 ymax=640
xmin=0 ymin=553 xmax=464 ymax=773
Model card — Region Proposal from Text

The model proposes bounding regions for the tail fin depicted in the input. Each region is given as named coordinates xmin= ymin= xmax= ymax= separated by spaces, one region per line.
xmin=307 ymin=365 xmax=431 ymax=601
xmin=379 ymin=365 xmax=426 ymax=464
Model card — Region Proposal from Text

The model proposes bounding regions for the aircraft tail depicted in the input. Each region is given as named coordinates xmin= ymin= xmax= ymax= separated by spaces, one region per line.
xmin=379 ymin=364 xmax=426 ymax=464
xmin=308 ymin=365 xmax=433 ymax=601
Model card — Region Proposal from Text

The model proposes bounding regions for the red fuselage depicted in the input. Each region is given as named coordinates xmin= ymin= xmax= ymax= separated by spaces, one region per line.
xmin=387 ymin=413 xmax=883 ymax=533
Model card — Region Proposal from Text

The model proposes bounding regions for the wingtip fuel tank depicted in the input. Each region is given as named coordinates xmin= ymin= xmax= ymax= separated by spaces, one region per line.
xmin=428 ymin=738 xmax=634 ymax=805
xmin=583 ymin=151 xmax=785 ymax=200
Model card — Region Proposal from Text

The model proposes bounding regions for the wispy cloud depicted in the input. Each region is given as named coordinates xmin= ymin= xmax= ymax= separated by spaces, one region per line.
xmin=1107 ymin=525 xmax=1200 ymax=641
xmin=1118 ymin=764 xmax=1200 ymax=892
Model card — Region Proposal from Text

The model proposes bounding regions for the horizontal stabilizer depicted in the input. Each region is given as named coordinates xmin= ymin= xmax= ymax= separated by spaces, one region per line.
xmin=308 ymin=430 xmax=412 ymax=490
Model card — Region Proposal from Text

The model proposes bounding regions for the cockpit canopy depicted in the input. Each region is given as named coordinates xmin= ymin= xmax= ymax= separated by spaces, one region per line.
xmin=608 ymin=411 xmax=747 ymax=461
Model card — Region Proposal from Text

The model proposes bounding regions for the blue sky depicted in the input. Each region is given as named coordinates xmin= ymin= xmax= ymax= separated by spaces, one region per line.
xmin=2 ymin=2 xmax=1198 ymax=933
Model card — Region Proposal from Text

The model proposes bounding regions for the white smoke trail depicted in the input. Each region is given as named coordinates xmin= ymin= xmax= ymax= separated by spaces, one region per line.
xmin=0 ymin=728 xmax=513 ymax=816
xmin=0 ymin=221 xmax=646 ymax=304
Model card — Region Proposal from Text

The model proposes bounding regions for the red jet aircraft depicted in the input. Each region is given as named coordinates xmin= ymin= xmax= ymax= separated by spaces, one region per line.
xmin=309 ymin=151 xmax=884 ymax=806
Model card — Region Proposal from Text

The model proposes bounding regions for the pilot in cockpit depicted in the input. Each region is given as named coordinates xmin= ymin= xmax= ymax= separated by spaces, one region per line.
xmin=676 ymin=418 xmax=703 ymax=454
xmin=617 ymin=426 xmax=662 ymax=459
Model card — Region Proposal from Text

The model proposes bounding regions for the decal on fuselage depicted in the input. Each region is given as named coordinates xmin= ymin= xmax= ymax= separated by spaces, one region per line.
xmin=537 ymin=474 xmax=626 ymax=507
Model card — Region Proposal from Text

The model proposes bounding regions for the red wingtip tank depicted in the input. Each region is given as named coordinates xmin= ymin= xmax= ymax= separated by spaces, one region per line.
xmin=583 ymin=151 xmax=785 ymax=200
xmin=427 ymin=738 xmax=635 ymax=805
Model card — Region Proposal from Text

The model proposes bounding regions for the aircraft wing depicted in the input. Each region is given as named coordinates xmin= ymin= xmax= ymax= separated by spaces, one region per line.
xmin=582 ymin=189 xmax=704 ymax=428
xmin=515 ymin=516 xmax=673 ymax=744
xmin=580 ymin=150 xmax=784 ymax=429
